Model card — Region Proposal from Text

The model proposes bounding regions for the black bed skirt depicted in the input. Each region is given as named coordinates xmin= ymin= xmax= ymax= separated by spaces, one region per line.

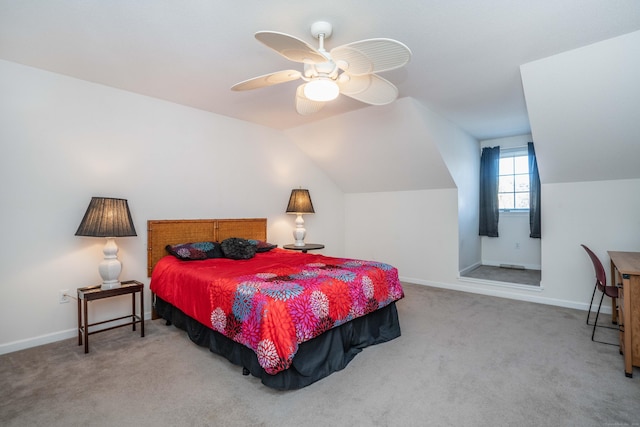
xmin=154 ymin=296 xmax=401 ymax=390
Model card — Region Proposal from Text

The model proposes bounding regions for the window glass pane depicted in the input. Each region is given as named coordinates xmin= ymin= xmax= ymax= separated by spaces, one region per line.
xmin=498 ymin=175 xmax=514 ymax=193
xmin=499 ymin=157 xmax=513 ymax=175
xmin=515 ymin=192 xmax=530 ymax=209
xmin=515 ymin=174 xmax=530 ymax=192
xmin=497 ymin=151 xmax=530 ymax=211
xmin=499 ymin=193 xmax=514 ymax=210
xmin=514 ymin=156 xmax=529 ymax=174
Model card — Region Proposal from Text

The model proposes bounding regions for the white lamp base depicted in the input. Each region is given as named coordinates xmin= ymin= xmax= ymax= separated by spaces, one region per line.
xmin=99 ymin=237 xmax=122 ymax=289
xmin=293 ymin=214 xmax=307 ymax=247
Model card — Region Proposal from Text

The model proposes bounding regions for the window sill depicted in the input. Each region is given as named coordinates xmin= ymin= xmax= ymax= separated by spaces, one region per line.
xmin=499 ymin=210 xmax=529 ymax=216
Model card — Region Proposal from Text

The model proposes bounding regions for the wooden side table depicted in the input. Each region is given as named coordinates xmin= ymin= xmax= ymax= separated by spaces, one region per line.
xmin=283 ymin=243 xmax=325 ymax=253
xmin=77 ymin=280 xmax=144 ymax=353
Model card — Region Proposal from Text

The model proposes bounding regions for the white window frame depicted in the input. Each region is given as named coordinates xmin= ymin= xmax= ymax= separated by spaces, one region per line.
xmin=498 ymin=147 xmax=530 ymax=212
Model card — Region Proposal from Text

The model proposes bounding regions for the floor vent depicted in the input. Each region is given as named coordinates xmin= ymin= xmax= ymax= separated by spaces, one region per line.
xmin=499 ymin=264 xmax=525 ymax=270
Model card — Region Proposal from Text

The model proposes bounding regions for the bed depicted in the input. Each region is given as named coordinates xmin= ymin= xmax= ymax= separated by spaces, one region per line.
xmin=148 ymin=218 xmax=404 ymax=390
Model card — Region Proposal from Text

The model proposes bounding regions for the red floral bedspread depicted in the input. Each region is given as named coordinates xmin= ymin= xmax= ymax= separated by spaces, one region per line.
xmin=150 ymin=248 xmax=404 ymax=374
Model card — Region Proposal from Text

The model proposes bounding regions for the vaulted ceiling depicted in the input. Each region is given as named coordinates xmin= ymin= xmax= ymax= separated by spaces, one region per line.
xmin=1 ymin=0 xmax=639 ymax=141
xmin=1 ymin=1 xmax=640 ymax=192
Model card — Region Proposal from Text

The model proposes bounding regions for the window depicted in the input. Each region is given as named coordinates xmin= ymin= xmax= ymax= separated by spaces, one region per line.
xmin=498 ymin=149 xmax=529 ymax=211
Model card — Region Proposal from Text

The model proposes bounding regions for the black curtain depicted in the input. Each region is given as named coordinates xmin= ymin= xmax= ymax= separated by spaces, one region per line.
xmin=479 ymin=146 xmax=500 ymax=237
xmin=528 ymin=142 xmax=541 ymax=238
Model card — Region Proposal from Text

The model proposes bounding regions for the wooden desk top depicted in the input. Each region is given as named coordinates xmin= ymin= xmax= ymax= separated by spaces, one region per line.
xmin=608 ymin=251 xmax=640 ymax=276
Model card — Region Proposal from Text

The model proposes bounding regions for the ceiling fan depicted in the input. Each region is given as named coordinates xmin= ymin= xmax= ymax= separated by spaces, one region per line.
xmin=231 ymin=21 xmax=412 ymax=115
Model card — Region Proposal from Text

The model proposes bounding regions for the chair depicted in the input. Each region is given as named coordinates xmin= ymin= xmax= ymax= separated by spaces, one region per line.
xmin=581 ymin=244 xmax=619 ymax=345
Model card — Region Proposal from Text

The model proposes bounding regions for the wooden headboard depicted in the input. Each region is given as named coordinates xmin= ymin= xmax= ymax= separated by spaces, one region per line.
xmin=147 ymin=218 xmax=267 ymax=277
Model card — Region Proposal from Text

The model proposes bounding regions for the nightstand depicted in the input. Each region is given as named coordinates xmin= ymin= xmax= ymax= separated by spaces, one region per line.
xmin=77 ymin=280 xmax=144 ymax=353
xmin=283 ymin=243 xmax=325 ymax=253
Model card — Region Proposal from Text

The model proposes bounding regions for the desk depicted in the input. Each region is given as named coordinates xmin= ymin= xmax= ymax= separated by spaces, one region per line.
xmin=608 ymin=251 xmax=640 ymax=378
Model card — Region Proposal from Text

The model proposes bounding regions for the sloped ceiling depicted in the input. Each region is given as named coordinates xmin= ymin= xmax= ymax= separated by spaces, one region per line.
xmin=285 ymin=98 xmax=456 ymax=193
xmin=521 ymin=31 xmax=640 ymax=184
xmin=1 ymin=1 xmax=639 ymax=141
xmin=1 ymin=1 xmax=639 ymax=191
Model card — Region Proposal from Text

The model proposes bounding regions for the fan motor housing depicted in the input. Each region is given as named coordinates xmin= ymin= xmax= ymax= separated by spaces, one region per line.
xmin=311 ymin=21 xmax=332 ymax=39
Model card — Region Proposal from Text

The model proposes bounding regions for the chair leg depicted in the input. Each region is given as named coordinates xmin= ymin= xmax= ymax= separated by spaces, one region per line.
xmin=592 ymin=291 xmax=605 ymax=341
xmin=591 ymin=292 xmax=618 ymax=346
xmin=586 ymin=283 xmax=597 ymax=325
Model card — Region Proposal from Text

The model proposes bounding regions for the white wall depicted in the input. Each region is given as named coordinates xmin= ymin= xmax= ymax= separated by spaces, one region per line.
xmin=345 ymin=189 xmax=459 ymax=285
xmin=481 ymin=212 xmax=541 ymax=269
xmin=398 ymin=178 xmax=640 ymax=312
xmin=0 ymin=59 xmax=344 ymax=353
xmin=416 ymin=101 xmax=480 ymax=272
xmin=289 ymin=98 xmax=481 ymax=277
xmin=540 ymin=179 xmax=640 ymax=303
xmin=343 ymin=101 xmax=478 ymax=287
xmin=343 ymin=108 xmax=640 ymax=314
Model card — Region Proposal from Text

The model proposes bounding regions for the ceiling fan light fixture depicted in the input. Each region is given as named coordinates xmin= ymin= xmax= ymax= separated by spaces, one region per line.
xmin=234 ymin=23 xmax=411 ymax=113
xmin=304 ymin=78 xmax=339 ymax=102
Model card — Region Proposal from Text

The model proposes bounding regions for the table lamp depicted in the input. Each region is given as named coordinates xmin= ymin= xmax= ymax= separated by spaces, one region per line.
xmin=286 ymin=189 xmax=315 ymax=247
xmin=75 ymin=197 xmax=137 ymax=289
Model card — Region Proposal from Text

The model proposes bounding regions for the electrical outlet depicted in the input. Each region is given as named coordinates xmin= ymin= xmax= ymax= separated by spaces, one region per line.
xmin=59 ymin=289 xmax=70 ymax=304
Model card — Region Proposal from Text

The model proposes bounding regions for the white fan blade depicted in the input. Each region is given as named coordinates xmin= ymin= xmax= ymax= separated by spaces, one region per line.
xmin=337 ymin=73 xmax=398 ymax=105
xmin=330 ymin=38 xmax=412 ymax=76
xmin=255 ymin=31 xmax=327 ymax=64
xmin=295 ymin=84 xmax=326 ymax=115
xmin=231 ymin=70 xmax=301 ymax=91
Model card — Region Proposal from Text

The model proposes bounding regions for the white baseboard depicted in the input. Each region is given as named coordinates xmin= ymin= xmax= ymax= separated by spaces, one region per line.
xmin=0 ymin=328 xmax=77 ymax=355
xmin=399 ymin=275 xmax=612 ymax=315
xmin=0 ymin=311 xmax=154 ymax=356
xmin=459 ymin=262 xmax=481 ymax=276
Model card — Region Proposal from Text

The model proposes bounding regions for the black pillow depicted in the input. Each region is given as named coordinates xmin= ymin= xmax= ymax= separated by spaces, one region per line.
xmin=221 ymin=238 xmax=257 ymax=260
xmin=248 ymin=239 xmax=277 ymax=252
xmin=166 ymin=241 xmax=223 ymax=260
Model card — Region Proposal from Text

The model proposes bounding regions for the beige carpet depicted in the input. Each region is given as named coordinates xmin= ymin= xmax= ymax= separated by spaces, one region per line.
xmin=1 ymin=283 xmax=638 ymax=426
xmin=462 ymin=265 xmax=541 ymax=286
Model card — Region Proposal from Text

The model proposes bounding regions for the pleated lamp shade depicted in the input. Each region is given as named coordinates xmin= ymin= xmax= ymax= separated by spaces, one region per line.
xmin=286 ymin=189 xmax=314 ymax=246
xmin=75 ymin=197 xmax=137 ymax=238
xmin=285 ymin=189 xmax=315 ymax=214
